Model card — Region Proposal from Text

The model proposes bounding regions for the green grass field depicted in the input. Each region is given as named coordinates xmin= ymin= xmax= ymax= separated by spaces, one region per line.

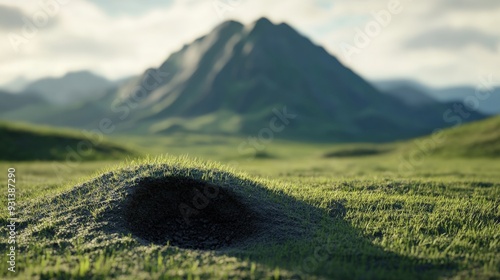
xmin=0 ymin=127 xmax=499 ymax=279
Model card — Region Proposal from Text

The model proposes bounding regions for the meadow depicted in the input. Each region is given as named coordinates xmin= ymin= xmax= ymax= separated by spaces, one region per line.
xmin=0 ymin=133 xmax=498 ymax=279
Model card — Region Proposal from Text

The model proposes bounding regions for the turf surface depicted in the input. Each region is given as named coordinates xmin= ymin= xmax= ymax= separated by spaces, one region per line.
xmin=0 ymin=139 xmax=498 ymax=279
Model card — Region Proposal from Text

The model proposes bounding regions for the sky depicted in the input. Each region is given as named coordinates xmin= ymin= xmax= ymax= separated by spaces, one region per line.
xmin=0 ymin=0 xmax=498 ymax=88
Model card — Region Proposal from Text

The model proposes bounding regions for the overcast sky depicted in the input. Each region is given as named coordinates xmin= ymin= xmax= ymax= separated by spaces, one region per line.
xmin=0 ymin=0 xmax=498 ymax=88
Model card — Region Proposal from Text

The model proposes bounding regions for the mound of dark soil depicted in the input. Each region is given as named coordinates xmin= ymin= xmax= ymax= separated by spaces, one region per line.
xmin=124 ymin=176 xmax=258 ymax=250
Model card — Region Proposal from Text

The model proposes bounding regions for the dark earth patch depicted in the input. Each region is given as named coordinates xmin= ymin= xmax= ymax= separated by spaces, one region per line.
xmin=323 ymin=147 xmax=390 ymax=158
xmin=468 ymin=181 xmax=494 ymax=188
xmin=124 ymin=176 xmax=259 ymax=250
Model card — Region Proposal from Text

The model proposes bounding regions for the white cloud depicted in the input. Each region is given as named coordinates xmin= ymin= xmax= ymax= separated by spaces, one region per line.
xmin=0 ymin=0 xmax=498 ymax=88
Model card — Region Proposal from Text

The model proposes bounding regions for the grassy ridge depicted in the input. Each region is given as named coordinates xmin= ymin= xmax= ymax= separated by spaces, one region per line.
xmin=425 ymin=115 xmax=500 ymax=157
xmin=321 ymin=115 xmax=500 ymax=159
xmin=0 ymin=121 xmax=134 ymax=161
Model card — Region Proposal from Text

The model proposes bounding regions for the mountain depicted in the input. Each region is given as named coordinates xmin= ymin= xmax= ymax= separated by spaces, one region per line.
xmin=3 ymin=18 xmax=487 ymax=142
xmin=430 ymin=86 xmax=500 ymax=115
xmin=407 ymin=115 xmax=500 ymax=158
xmin=0 ymin=76 xmax=30 ymax=92
xmin=0 ymin=90 xmax=47 ymax=114
xmin=24 ymin=71 xmax=113 ymax=105
xmin=0 ymin=87 xmax=118 ymax=128
xmin=0 ymin=72 xmax=127 ymax=124
xmin=372 ymin=79 xmax=437 ymax=106
xmin=0 ymin=121 xmax=134 ymax=161
xmin=374 ymin=79 xmax=500 ymax=115
xmin=109 ymin=18 xmax=484 ymax=141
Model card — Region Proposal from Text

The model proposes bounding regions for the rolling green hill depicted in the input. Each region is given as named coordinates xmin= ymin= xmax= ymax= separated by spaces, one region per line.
xmin=0 ymin=122 xmax=134 ymax=161
xmin=406 ymin=115 xmax=500 ymax=158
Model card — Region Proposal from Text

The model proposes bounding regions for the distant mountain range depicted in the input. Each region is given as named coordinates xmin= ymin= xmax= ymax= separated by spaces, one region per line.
xmin=0 ymin=76 xmax=30 ymax=93
xmin=432 ymin=86 xmax=500 ymax=115
xmin=24 ymin=71 xmax=114 ymax=105
xmin=0 ymin=70 xmax=124 ymax=106
xmin=0 ymin=90 xmax=47 ymax=114
xmin=371 ymin=79 xmax=436 ymax=106
xmin=0 ymin=18 xmax=489 ymax=142
xmin=373 ymin=79 xmax=500 ymax=115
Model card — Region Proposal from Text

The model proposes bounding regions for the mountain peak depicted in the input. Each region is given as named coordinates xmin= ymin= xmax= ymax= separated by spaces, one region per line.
xmin=64 ymin=70 xmax=99 ymax=78
xmin=251 ymin=17 xmax=276 ymax=30
xmin=255 ymin=17 xmax=273 ymax=25
xmin=215 ymin=19 xmax=244 ymax=31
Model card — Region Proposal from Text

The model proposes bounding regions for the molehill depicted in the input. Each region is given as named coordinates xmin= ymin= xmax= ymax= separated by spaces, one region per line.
xmin=20 ymin=158 xmax=317 ymax=251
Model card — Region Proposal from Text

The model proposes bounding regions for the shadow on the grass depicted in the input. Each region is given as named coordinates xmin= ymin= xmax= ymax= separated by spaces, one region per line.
xmin=229 ymin=190 xmax=454 ymax=279
xmin=106 ymin=169 xmax=456 ymax=279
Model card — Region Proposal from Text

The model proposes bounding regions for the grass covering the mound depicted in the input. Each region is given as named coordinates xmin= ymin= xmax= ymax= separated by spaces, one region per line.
xmin=0 ymin=155 xmax=499 ymax=279
xmin=0 ymin=121 xmax=135 ymax=161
